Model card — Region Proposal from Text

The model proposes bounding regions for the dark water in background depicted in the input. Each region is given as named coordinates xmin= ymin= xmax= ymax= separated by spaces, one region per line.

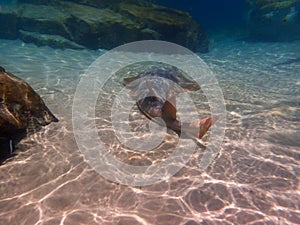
xmin=156 ymin=0 xmax=247 ymax=30
xmin=0 ymin=0 xmax=300 ymax=225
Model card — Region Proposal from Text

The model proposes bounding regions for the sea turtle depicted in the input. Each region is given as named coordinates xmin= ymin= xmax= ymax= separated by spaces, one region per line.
xmin=0 ymin=66 xmax=58 ymax=159
xmin=122 ymin=63 xmax=218 ymax=140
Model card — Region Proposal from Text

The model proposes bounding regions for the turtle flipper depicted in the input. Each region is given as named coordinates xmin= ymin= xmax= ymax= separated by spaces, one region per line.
xmin=181 ymin=116 xmax=219 ymax=139
xmin=161 ymin=95 xmax=177 ymax=122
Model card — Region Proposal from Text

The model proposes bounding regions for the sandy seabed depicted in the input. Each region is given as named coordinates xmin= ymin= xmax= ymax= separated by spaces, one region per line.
xmin=0 ymin=38 xmax=299 ymax=225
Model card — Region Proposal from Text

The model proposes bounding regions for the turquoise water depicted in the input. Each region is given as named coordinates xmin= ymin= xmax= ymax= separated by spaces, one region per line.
xmin=0 ymin=35 xmax=299 ymax=224
xmin=0 ymin=1 xmax=299 ymax=224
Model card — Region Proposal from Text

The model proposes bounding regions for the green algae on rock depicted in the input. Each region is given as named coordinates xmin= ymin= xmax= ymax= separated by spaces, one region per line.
xmin=0 ymin=0 xmax=209 ymax=52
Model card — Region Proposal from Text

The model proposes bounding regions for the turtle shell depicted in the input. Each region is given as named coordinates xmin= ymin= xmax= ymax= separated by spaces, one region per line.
xmin=122 ymin=62 xmax=200 ymax=93
xmin=122 ymin=62 xmax=200 ymax=102
xmin=0 ymin=66 xmax=58 ymax=159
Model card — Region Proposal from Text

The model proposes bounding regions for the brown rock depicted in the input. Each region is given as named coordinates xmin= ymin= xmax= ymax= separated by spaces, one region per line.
xmin=0 ymin=66 xmax=58 ymax=159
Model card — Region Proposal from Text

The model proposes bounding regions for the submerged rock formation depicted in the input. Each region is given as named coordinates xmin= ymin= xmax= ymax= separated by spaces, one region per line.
xmin=0 ymin=0 xmax=209 ymax=52
xmin=0 ymin=66 xmax=58 ymax=160
xmin=246 ymin=0 xmax=300 ymax=41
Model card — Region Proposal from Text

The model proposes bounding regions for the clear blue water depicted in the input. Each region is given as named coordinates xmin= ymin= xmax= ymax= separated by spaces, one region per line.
xmin=0 ymin=1 xmax=300 ymax=225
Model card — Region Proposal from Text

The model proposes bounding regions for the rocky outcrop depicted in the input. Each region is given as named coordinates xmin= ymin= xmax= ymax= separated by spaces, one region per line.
xmin=0 ymin=0 xmax=208 ymax=52
xmin=246 ymin=0 xmax=300 ymax=41
xmin=19 ymin=30 xmax=85 ymax=49
xmin=0 ymin=66 xmax=58 ymax=160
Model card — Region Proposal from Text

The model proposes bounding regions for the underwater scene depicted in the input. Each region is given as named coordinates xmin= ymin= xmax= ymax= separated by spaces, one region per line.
xmin=0 ymin=0 xmax=299 ymax=224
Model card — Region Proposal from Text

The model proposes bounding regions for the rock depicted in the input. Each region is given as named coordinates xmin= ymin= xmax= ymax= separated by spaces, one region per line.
xmin=17 ymin=0 xmax=152 ymax=8
xmin=0 ymin=66 xmax=58 ymax=160
xmin=0 ymin=0 xmax=208 ymax=52
xmin=62 ymin=2 xmax=141 ymax=49
xmin=19 ymin=30 xmax=85 ymax=49
xmin=246 ymin=0 xmax=300 ymax=41
xmin=115 ymin=3 xmax=208 ymax=52
xmin=16 ymin=4 xmax=71 ymax=39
